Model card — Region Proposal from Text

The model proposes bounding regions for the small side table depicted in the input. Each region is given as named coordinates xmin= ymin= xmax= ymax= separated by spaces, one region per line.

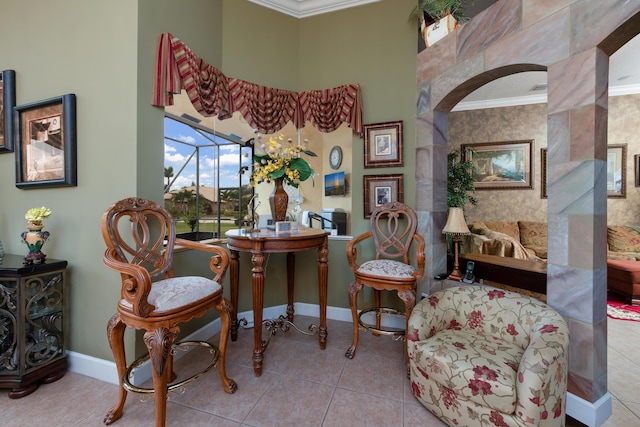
xmin=0 ymin=254 xmax=68 ymax=398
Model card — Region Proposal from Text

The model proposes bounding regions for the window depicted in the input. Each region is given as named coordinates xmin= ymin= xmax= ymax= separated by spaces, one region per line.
xmin=164 ymin=113 xmax=252 ymax=240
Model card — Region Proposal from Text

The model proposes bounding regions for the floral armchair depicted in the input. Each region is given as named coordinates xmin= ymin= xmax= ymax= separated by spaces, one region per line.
xmin=407 ymin=286 xmax=569 ymax=427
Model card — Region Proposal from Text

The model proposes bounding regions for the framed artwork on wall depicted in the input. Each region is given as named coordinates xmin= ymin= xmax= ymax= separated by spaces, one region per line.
xmin=543 ymin=145 xmax=627 ymax=198
xmin=607 ymin=144 xmax=626 ymax=198
xmin=541 ymin=148 xmax=547 ymax=199
xmin=462 ymin=140 xmax=534 ymax=190
xmin=635 ymin=154 xmax=640 ymax=188
xmin=15 ymin=94 xmax=77 ymax=189
xmin=363 ymin=121 xmax=403 ymax=168
xmin=363 ymin=174 xmax=404 ymax=218
xmin=0 ymin=70 xmax=16 ymax=153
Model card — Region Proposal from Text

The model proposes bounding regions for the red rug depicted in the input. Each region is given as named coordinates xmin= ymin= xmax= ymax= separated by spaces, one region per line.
xmin=607 ymin=294 xmax=640 ymax=322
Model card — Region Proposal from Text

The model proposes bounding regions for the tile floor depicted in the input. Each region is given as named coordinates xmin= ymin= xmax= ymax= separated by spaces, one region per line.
xmin=1 ymin=313 xmax=639 ymax=426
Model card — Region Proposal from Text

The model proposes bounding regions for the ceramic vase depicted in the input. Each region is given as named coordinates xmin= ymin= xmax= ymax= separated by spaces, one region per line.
xmin=421 ymin=14 xmax=458 ymax=47
xmin=269 ymin=177 xmax=288 ymax=222
xmin=21 ymin=221 xmax=50 ymax=264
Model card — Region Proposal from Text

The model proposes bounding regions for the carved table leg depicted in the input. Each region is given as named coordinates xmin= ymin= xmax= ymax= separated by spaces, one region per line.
xmin=318 ymin=238 xmax=329 ymax=349
xmin=286 ymin=252 xmax=295 ymax=323
xmin=251 ymin=251 xmax=265 ymax=376
xmin=229 ymin=249 xmax=240 ymax=341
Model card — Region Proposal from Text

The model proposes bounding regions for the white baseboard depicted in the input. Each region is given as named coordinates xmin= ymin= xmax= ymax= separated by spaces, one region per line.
xmin=68 ymin=303 xmax=353 ymax=385
xmin=566 ymin=392 xmax=612 ymax=427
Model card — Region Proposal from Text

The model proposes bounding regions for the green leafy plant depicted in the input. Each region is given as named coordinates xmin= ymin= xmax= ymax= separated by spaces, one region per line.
xmin=447 ymin=147 xmax=477 ymax=209
xmin=411 ymin=0 xmax=473 ymax=24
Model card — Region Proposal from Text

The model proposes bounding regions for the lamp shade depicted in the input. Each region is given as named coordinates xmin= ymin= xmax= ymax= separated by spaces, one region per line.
xmin=442 ymin=207 xmax=470 ymax=235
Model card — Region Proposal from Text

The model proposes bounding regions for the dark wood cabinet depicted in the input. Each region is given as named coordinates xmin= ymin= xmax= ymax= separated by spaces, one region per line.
xmin=0 ymin=254 xmax=68 ymax=398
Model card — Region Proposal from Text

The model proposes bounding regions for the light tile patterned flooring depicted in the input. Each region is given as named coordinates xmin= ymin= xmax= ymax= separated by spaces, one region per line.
xmin=1 ymin=313 xmax=639 ymax=426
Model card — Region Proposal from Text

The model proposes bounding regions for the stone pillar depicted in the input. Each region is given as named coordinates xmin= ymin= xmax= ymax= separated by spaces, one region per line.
xmin=546 ymin=47 xmax=609 ymax=405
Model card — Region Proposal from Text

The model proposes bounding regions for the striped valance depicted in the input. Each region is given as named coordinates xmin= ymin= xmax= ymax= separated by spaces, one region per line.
xmin=152 ymin=32 xmax=363 ymax=137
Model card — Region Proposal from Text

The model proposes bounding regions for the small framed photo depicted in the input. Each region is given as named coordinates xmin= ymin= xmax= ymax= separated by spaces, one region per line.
xmin=15 ymin=94 xmax=77 ymax=189
xmin=363 ymin=174 xmax=404 ymax=218
xmin=363 ymin=121 xmax=403 ymax=168
xmin=0 ymin=70 xmax=16 ymax=153
xmin=541 ymin=148 xmax=547 ymax=199
xmin=607 ymin=144 xmax=626 ymax=198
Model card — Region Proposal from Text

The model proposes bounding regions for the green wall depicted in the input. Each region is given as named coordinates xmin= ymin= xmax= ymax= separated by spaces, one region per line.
xmin=0 ymin=0 xmax=418 ymax=362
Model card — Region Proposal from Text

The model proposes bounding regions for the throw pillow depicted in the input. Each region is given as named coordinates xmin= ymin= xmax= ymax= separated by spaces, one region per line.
xmin=519 ymin=221 xmax=547 ymax=248
xmin=484 ymin=221 xmax=520 ymax=241
xmin=607 ymin=226 xmax=640 ymax=252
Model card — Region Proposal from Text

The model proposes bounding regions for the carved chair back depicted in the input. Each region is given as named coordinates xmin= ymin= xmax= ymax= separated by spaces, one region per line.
xmin=369 ymin=201 xmax=418 ymax=265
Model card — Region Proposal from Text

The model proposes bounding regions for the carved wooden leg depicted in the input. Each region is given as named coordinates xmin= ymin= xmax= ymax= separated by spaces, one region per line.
xmin=345 ymin=281 xmax=362 ymax=359
xmin=229 ymin=250 xmax=240 ymax=341
xmin=104 ymin=314 xmax=127 ymax=426
xmin=215 ymin=296 xmax=238 ymax=394
xmin=373 ymin=288 xmax=382 ymax=336
xmin=144 ymin=327 xmax=179 ymax=427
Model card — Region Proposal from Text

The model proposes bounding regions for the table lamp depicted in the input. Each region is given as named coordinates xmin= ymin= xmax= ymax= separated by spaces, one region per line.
xmin=442 ymin=207 xmax=470 ymax=281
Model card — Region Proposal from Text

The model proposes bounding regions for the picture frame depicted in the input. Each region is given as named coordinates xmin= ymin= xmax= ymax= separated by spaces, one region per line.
xmin=363 ymin=121 xmax=403 ymax=168
xmin=0 ymin=70 xmax=16 ymax=153
xmin=15 ymin=94 xmax=77 ymax=189
xmin=635 ymin=154 xmax=640 ymax=188
xmin=363 ymin=174 xmax=404 ymax=218
xmin=607 ymin=144 xmax=626 ymax=198
xmin=462 ymin=140 xmax=533 ymax=190
xmin=541 ymin=148 xmax=547 ymax=199
xmin=543 ymin=145 xmax=627 ymax=198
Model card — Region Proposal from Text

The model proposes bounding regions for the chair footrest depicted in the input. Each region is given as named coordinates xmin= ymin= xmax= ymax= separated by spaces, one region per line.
xmin=123 ymin=340 xmax=219 ymax=394
xmin=358 ymin=307 xmax=405 ymax=337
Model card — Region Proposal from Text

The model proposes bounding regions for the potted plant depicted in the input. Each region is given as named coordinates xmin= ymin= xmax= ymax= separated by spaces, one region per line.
xmin=447 ymin=147 xmax=477 ymax=209
xmin=411 ymin=0 xmax=473 ymax=47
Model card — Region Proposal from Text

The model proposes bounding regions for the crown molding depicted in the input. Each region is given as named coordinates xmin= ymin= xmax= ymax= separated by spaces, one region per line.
xmin=249 ymin=0 xmax=382 ymax=18
xmin=453 ymin=84 xmax=640 ymax=111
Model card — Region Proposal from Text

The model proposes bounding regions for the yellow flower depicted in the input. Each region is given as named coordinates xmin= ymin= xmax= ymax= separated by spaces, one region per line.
xmin=250 ymin=133 xmax=317 ymax=188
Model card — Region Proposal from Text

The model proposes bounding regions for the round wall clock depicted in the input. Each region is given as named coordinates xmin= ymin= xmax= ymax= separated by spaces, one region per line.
xmin=329 ymin=146 xmax=343 ymax=170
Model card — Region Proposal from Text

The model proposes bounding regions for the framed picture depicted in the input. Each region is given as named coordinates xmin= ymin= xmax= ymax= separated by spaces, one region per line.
xmin=541 ymin=148 xmax=548 ymax=199
xmin=15 ymin=94 xmax=77 ymax=189
xmin=363 ymin=174 xmax=404 ymax=218
xmin=363 ymin=121 xmax=403 ymax=168
xmin=543 ymin=145 xmax=627 ymax=198
xmin=0 ymin=70 xmax=16 ymax=153
xmin=635 ymin=154 xmax=640 ymax=187
xmin=462 ymin=140 xmax=533 ymax=190
xmin=607 ymin=144 xmax=626 ymax=198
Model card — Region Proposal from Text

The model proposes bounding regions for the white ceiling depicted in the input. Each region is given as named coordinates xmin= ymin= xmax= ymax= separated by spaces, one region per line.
xmin=249 ymin=0 xmax=640 ymax=110
xmin=249 ymin=0 xmax=381 ymax=18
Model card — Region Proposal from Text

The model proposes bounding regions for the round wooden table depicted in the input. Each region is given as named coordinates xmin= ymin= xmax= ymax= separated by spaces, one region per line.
xmin=225 ymin=227 xmax=329 ymax=376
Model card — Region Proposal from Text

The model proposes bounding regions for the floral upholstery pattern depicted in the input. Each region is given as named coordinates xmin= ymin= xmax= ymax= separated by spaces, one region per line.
xmin=518 ymin=222 xmax=548 ymax=259
xmin=357 ymin=259 xmax=416 ymax=279
xmin=607 ymin=226 xmax=640 ymax=253
xmin=482 ymin=221 xmax=521 ymax=241
xmin=407 ymin=286 xmax=569 ymax=427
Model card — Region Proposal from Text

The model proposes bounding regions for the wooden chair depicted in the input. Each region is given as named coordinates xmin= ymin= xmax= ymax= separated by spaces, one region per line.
xmin=101 ymin=198 xmax=237 ymax=427
xmin=345 ymin=201 xmax=425 ymax=364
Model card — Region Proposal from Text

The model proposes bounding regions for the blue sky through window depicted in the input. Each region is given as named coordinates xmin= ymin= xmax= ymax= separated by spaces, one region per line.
xmin=164 ymin=117 xmax=252 ymax=191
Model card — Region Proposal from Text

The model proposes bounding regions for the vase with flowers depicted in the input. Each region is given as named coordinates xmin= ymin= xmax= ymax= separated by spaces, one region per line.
xmin=22 ymin=206 xmax=52 ymax=264
xmin=250 ymin=133 xmax=316 ymax=222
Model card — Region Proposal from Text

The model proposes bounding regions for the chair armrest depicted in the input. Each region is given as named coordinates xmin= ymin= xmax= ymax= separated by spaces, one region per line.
xmin=413 ymin=232 xmax=426 ymax=280
xmin=346 ymin=231 xmax=372 ymax=272
xmin=103 ymin=248 xmax=155 ymax=317
xmin=174 ymin=238 xmax=230 ymax=284
xmin=515 ymin=321 xmax=570 ymax=426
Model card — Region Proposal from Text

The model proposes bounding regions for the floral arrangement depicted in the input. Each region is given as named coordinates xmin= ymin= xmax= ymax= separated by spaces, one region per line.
xmin=250 ymin=133 xmax=316 ymax=188
xmin=25 ymin=206 xmax=52 ymax=226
